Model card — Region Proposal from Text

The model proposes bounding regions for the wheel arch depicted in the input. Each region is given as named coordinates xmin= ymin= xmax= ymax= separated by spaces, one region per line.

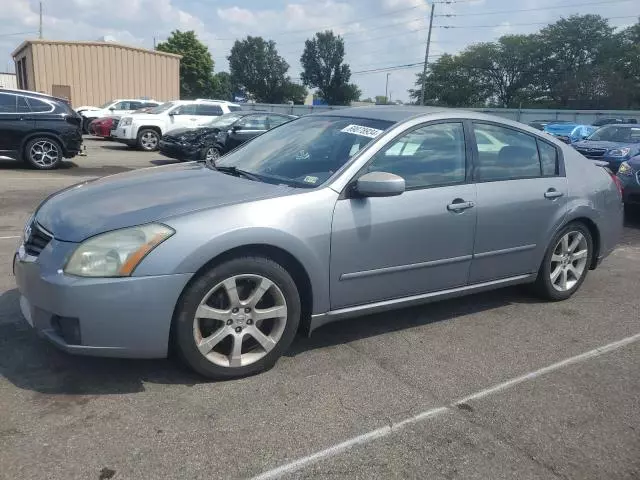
xmin=560 ymin=214 xmax=601 ymax=270
xmin=20 ymin=131 xmax=64 ymax=156
xmin=138 ymin=125 xmax=162 ymax=135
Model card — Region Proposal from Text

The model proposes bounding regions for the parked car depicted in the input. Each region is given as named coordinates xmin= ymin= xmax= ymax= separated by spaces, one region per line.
xmin=569 ymin=125 xmax=598 ymax=144
xmin=0 ymin=88 xmax=83 ymax=169
xmin=88 ymin=116 xmax=118 ymax=138
xmin=592 ymin=117 xmax=637 ymax=127
xmin=76 ymin=99 xmax=160 ymax=133
xmin=112 ymin=100 xmax=242 ymax=151
xmin=616 ymin=158 xmax=640 ymax=207
xmin=572 ymin=124 xmax=640 ymax=173
xmin=159 ymin=112 xmax=296 ymax=162
xmin=543 ymin=122 xmax=579 ymax=143
xmin=13 ymin=107 xmax=623 ymax=379
xmin=527 ymin=120 xmax=573 ymax=131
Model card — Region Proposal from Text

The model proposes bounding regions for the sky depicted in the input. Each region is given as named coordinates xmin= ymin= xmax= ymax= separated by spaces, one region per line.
xmin=0 ymin=0 xmax=637 ymax=102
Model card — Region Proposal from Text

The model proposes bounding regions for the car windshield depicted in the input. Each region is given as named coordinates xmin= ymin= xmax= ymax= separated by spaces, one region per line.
xmin=147 ymin=102 xmax=175 ymax=114
xmin=206 ymin=113 xmax=246 ymax=128
xmin=216 ymin=115 xmax=394 ymax=188
xmin=99 ymin=100 xmax=114 ymax=108
xmin=586 ymin=126 xmax=640 ymax=143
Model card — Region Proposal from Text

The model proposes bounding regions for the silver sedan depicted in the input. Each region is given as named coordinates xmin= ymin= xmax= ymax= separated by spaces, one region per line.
xmin=13 ymin=107 xmax=624 ymax=378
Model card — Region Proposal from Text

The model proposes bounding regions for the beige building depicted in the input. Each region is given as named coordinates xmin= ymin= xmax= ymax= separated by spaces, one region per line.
xmin=11 ymin=40 xmax=181 ymax=107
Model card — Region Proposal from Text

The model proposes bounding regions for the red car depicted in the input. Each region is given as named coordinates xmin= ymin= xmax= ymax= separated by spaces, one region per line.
xmin=88 ymin=117 xmax=118 ymax=138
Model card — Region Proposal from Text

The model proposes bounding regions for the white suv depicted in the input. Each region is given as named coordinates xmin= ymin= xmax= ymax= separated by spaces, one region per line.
xmin=76 ymin=99 xmax=161 ymax=129
xmin=112 ymin=100 xmax=242 ymax=151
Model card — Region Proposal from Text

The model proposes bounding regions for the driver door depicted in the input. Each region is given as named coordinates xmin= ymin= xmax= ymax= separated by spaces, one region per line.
xmin=330 ymin=121 xmax=477 ymax=309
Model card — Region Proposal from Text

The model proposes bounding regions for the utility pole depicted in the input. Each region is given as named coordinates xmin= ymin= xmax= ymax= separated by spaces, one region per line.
xmin=385 ymin=72 xmax=390 ymax=104
xmin=420 ymin=2 xmax=435 ymax=106
xmin=39 ymin=2 xmax=43 ymax=39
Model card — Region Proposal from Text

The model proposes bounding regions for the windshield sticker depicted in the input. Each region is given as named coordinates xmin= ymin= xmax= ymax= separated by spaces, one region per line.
xmin=340 ymin=124 xmax=384 ymax=138
xmin=303 ymin=175 xmax=319 ymax=184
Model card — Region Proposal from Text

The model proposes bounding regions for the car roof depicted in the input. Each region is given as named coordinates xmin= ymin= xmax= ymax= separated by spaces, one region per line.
xmin=312 ymin=105 xmax=449 ymax=123
xmin=597 ymin=123 xmax=639 ymax=128
xmin=0 ymin=88 xmax=66 ymax=101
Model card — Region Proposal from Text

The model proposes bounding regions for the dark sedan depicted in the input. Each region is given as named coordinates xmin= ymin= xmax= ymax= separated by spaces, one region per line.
xmin=159 ymin=112 xmax=297 ymax=163
xmin=572 ymin=124 xmax=640 ymax=173
xmin=616 ymin=157 xmax=640 ymax=206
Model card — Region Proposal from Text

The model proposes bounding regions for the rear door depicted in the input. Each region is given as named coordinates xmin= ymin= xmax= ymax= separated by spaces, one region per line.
xmin=195 ymin=103 xmax=224 ymax=126
xmin=168 ymin=103 xmax=199 ymax=130
xmin=469 ymin=122 xmax=568 ymax=283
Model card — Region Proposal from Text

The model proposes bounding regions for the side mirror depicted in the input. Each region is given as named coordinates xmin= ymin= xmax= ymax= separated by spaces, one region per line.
xmin=108 ymin=107 xmax=116 ymax=111
xmin=354 ymin=171 xmax=405 ymax=198
xmin=231 ymin=125 xmax=241 ymax=132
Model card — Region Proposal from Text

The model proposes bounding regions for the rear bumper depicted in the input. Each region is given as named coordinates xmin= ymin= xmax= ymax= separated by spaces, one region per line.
xmin=13 ymin=243 xmax=192 ymax=358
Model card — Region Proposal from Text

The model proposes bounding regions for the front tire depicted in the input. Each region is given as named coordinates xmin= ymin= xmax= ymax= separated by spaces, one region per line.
xmin=174 ymin=256 xmax=301 ymax=379
xmin=534 ymin=222 xmax=593 ymax=301
xmin=137 ymin=129 xmax=160 ymax=151
xmin=202 ymin=145 xmax=221 ymax=166
xmin=24 ymin=137 xmax=63 ymax=170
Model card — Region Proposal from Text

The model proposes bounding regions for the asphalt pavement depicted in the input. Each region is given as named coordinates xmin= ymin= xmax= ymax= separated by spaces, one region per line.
xmin=0 ymin=138 xmax=638 ymax=480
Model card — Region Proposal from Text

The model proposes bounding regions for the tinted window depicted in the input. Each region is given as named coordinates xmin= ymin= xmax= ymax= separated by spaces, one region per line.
xmin=367 ymin=122 xmax=466 ymax=189
xmin=238 ymin=115 xmax=268 ymax=130
xmin=216 ymin=116 xmax=393 ymax=188
xmin=268 ymin=115 xmax=291 ymax=128
xmin=537 ymin=140 xmax=559 ymax=176
xmin=112 ymin=102 xmax=131 ymax=110
xmin=17 ymin=96 xmax=30 ymax=113
xmin=0 ymin=93 xmax=17 ymax=113
xmin=173 ymin=104 xmax=197 ymax=115
xmin=228 ymin=105 xmax=242 ymax=112
xmin=473 ymin=123 xmax=541 ymax=181
xmin=26 ymin=97 xmax=53 ymax=113
xmin=588 ymin=125 xmax=640 ymax=143
xmin=196 ymin=104 xmax=224 ymax=116
xmin=128 ymin=101 xmax=142 ymax=110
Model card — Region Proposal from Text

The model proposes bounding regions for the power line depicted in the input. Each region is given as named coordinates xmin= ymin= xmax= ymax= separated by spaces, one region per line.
xmin=434 ymin=0 xmax=635 ymax=17
xmin=437 ymin=15 xmax=637 ymax=28
xmin=0 ymin=30 xmax=39 ymax=38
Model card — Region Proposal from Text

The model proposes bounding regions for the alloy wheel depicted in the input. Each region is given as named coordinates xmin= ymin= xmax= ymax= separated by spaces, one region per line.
xmin=140 ymin=131 xmax=158 ymax=150
xmin=29 ymin=140 xmax=60 ymax=168
xmin=205 ymin=147 xmax=220 ymax=166
xmin=549 ymin=231 xmax=589 ymax=292
xmin=192 ymin=274 xmax=288 ymax=368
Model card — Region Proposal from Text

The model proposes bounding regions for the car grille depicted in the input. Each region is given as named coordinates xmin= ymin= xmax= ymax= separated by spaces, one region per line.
xmin=24 ymin=222 xmax=53 ymax=257
xmin=574 ymin=147 xmax=606 ymax=158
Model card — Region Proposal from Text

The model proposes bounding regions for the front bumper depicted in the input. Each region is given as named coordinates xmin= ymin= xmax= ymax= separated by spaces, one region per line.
xmin=13 ymin=239 xmax=192 ymax=358
xmin=112 ymin=126 xmax=137 ymax=145
xmin=618 ymin=172 xmax=640 ymax=204
xmin=159 ymin=140 xmax=199 ymax=161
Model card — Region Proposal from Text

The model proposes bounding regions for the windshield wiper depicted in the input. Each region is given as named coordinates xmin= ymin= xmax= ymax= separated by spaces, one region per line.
xmin=214 ymin=165 xmax=263 ymax=182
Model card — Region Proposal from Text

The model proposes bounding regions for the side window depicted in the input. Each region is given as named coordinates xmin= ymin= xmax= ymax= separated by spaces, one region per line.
xmin=228 ymin=105 xmax=242 ymax=112
xmin=112 ymin=102 xmax=129 ymax=110
xmin=196 ymin=104 xmax=224 ymax=116
xmin=268 ymin=115 xmax=291 ymax=128
xmin=173 ymin=104 xmax=197 ymax=115
xmin=368 ymin=122 xmax=466 ymax=189
xmin=25 ymin=97 xmax=52 ymax=113
xmin=238 ymin=115 xmax=268 ymax=130
xmin=0 ymin=93 xmax=17 ymax=113
xmin=473 ymin=123 xmax=541 ymax=181
xmin=128 ymin=101 xmax=142 ymax=110
xmin=17 ymin=96 xmax=31 ymax=113
xmin=537 ymin=140 xmax=559 ymax=176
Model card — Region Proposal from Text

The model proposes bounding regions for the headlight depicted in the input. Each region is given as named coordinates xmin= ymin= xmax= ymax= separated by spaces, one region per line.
xmin=617 ymin=161 xmax=633 ymax=175
xmin=608 ymin=147 xmax=630 ymax=157
xmin=64 ymin=224 xmax=174 ymax=277
xmin=120 ymin=117 xmax=132 ymax=126
xmin=23 ymin=214 xmax=34 ymax=242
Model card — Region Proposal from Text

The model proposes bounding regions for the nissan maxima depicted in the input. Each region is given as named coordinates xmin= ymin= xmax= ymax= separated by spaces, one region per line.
xmin=14 ymin=107 xmax=623 ymax=379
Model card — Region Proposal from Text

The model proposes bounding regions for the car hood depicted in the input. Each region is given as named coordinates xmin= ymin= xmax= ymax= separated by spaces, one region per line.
xmin=35 ymin=163 xmax=294 ymax=242
xmin=164 ymin=127 xmax=220 ymax=140
xmin=573 ymin=140 xmax=640 ymax=151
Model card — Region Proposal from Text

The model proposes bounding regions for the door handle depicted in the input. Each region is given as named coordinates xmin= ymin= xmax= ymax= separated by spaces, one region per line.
xmin=544 ymin=189 xmax=564 ymax=199
xmin=447 ymin=200 xmax=475 ymax=212
xmin=189 ymin=118 xmax=198 ymax=121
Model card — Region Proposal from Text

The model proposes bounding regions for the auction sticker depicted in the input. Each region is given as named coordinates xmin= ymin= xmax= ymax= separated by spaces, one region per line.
xmin=340 ymin=124 xmax=384 ymax=138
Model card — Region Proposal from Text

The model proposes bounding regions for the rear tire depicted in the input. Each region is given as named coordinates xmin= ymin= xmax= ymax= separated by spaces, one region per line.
xmin=534 ymin=222 xmax=593 ymax=301
xmin=174 ymin=256 xmax=301 ymax=379
xmin=137 ymin=128 xmax=160 ymax=151
xmin=23 ymin=137 xmax=63 ymax=170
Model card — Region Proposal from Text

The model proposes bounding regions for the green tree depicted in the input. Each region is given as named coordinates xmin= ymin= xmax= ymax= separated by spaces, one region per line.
xmin=375 ymin=95 xmax=388 ymax=104
xmin=300 ymin=31 xmax=361 ymax=105
xmin=281 ymin=81 xmax=308 ymax=104
xmin=156 ymin=30 xmax=214 ymax=99
xmin=228 ymin=36 xmax=291 ymax=103
xmin=210 ymin=72 xmax=234 ymax=101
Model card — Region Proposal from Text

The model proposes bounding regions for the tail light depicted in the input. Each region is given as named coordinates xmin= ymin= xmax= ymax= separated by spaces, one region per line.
xmin=610 ymin=172 xmax=623 ymax=198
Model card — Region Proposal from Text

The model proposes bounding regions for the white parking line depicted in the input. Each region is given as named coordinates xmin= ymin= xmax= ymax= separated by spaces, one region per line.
xmin=251 ymin=332 xmax=640 ymax=480
xmin=0 ymin=236 xmax=20 ymax=240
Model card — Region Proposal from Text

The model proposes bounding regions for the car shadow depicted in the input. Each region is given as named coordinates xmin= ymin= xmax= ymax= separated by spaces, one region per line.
xmin=0 ymin=285 xmax=542 ymax=395
xmin=0 ymin=159 xmax=78 ymax=170
xmin=150 ymin=159 xmax=181 ymax=166
xmin=98 ymin=144 xmax=134 ymax=151
xmin=624 ymin=206 xmax=640 ymax=230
